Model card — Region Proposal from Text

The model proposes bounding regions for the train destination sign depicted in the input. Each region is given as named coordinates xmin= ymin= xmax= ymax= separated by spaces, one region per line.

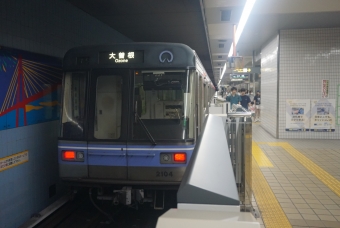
xmin=99 ymin=51 xmax=144 ymax=64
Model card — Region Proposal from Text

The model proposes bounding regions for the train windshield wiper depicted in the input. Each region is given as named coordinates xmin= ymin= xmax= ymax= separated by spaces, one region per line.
xmin=135 ymin=113 xmax=157 ymax=145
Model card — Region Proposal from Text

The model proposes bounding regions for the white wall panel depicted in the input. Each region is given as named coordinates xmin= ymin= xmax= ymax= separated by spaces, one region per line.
xmin=279 ymin=28 xmax=340 ymax=139
xmin=261 ymin=35 xmax=279 ymax=137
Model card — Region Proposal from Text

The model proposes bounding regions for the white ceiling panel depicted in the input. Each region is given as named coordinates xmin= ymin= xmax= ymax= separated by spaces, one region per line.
xmin=67 ymin=0 xmax=340 ymax=85
xmin=204 ymin=0 xmax=246 ymax=9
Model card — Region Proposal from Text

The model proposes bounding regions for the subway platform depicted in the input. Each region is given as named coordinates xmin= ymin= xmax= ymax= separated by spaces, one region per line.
xmin=251 ymin=123 xmax=340 ymax=228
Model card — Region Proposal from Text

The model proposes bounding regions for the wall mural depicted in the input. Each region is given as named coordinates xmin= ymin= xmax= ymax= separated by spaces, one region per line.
xmin=0 ymin=46 xmax=62 ymax=131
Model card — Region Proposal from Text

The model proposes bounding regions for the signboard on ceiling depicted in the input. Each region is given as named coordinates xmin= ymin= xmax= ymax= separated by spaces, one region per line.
xmin=285 ymin=99 xmax=310 ymax=131
xmin=310 ymin=99 xmax=335 ymax=132
xmin=232 ymin=67 xmax=261 ymax=74
xmin=230 ymin=74 xmax=249 ymax=80
xmin=99 ymin=51 xmax=144 ymax=64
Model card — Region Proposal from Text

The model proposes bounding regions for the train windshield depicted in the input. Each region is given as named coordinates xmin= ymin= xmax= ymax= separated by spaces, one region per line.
xmin=60 ymin=72 xmax=87 ymax=138
xmin=133 ymin=70 xmax=195 ymax=141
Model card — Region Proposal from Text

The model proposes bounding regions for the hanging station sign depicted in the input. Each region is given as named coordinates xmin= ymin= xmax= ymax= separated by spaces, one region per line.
xmin=230 ymin=74 xmax=249 ymax=80
xmin=99 ymin=51 xmax=144 ymax=64
xmin=310 ymin=99 xmax=335 ymax=132
xmin=232 ymin=67 xmax=261 ymax=74
xmin=285 ymin=99 xmax=310 ymax=131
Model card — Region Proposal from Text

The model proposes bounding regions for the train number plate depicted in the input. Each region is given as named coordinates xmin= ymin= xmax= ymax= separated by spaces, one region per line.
xmin=156 ymin=171 xmax=173 ymax=177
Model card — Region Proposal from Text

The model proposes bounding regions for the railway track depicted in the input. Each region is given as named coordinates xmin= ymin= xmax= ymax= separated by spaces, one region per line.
xmin=32 ymin=189 xmax=176 ymax=228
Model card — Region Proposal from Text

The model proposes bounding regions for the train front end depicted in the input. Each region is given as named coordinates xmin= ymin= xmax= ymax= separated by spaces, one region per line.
xmin=58 ymin=44 xmax=204 ymax=198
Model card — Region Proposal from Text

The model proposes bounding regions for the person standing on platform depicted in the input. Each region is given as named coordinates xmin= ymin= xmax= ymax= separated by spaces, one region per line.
xmin=249 ymin=90 xmax=254 ymax=101
xmin=240 ymin=88 xmax=251 ymax=110
xmin=226 ymin=87 xmax=241 ymax=109
xmin=254 ymin=91 xmax=261 ymax=122
xmin=249 ymin=101 xmax=256 ymax=121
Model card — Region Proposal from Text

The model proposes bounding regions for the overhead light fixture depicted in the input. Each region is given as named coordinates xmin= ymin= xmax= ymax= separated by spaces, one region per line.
xmin=220 ymin=63 xmax=226 ymax=80
xmin=221 ymin=0 xmax=256 ymax=82
xmin=228 ymin=0 xmax=256 ymax=57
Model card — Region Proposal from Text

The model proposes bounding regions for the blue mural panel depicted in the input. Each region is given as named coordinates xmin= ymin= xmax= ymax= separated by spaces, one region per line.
xmin=0 ymin=46 xmax=62 ymax=130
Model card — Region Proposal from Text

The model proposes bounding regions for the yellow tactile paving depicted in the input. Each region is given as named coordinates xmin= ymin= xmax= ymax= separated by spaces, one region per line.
xmin=268 ymin=142 xmax=340 ymax=198
xmin=252 ymin=157 xmax=292 ymax=228
xmin=252 ymin=141 xmax=274 ymax=167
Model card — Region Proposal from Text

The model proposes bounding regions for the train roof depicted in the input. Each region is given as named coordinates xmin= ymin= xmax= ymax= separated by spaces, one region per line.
xmin=63 ymin=42 xmax=213 ymax=86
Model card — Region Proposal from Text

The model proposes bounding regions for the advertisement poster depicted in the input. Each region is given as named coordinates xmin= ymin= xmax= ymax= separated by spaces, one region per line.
xmin=310 ymin=99 xmax=336 ymax=132
xmin=322 ymin=79 xmax=329 ymax=98
xmin=285 ymin=99 xmax=310 ymax=131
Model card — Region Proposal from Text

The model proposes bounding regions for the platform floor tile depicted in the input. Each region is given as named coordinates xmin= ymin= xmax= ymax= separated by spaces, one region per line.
xmin=251 ymin=124 xmax=340 ymax=228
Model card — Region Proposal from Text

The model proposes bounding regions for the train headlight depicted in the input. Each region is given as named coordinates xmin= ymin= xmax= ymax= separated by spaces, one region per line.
xmin=77 ymin=151 xmax=84 ymax=160
xmin=163 ymin=154 xmax=170 ymax=161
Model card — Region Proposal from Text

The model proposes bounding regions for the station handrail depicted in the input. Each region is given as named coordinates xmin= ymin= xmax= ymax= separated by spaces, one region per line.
xmin=228 ymin=112 xmax=252 ymax=118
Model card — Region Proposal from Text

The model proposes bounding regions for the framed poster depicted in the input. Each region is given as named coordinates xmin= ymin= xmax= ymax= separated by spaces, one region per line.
xmin=310 ymin=99 xmax=335 ymax=132
xmin=285 ymin=99 xmax=310 ymax=131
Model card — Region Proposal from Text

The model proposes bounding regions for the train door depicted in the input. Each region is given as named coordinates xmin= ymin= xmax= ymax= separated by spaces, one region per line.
xmin=198 ymin=75 xmax=204 ymax=134
xmin=195 ymin=71 xmax=200 ymax=137
xmin=87 ymin=69 xmax=129 ymax=180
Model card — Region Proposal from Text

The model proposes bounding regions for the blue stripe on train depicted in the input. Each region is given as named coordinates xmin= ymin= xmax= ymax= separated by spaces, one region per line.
xmin=58 ymin=142 xmax=195 ymax=167
xmin=126 ymin=145 xmax=194 ymax=167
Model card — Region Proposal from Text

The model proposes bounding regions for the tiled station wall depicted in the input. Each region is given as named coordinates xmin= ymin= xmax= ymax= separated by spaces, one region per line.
xmin=0 ymin=0 xmax=131 ymax=227
xmin=260 ymin=35 xmax=279 ymax=137
xmin=278 ymin=28 xmax=340 ymax=139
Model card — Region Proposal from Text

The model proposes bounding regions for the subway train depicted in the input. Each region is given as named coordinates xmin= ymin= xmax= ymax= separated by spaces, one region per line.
xmin=58 ymin=43 xmax=215 ymax=205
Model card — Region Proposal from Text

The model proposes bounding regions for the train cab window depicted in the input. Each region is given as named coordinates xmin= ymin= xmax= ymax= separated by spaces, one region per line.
xmin=60 ymin=72 xmax=86 ymax=138
xmin=133 ymin=70 xmax=195 ymax=141
xmin=94 ymin=76 xmax=122 ymax=139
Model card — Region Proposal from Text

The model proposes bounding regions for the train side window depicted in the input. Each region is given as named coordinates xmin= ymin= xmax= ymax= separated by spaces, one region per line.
xmin=61 ymin=72 xmax=86 ymax=138
xmin=94 ymin=75 xmax=122 ymax=139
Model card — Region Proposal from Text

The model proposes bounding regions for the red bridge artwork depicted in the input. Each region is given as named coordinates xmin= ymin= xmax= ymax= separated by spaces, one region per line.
xmin=0 ymin=47 xmax=62 ymax=129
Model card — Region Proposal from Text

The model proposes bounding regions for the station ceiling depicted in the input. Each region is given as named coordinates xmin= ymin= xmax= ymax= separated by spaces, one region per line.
xmin=68 ymin=0 xmax=340 ymax=85
xmin=66 ymin=0 xmax=215 ymax=83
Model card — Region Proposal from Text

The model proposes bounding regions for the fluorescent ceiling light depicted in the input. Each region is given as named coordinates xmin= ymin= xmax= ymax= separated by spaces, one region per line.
xmin=235 ymin=0 xmax=256 ymax=46
xmin=224 ymin=0 xmax=256 ymax=70
xmin=220 ymin=63 xmax=226 ymax=79
xmin=227 ymin=0 xmax=256 ymax=57
xmin=228 ymin=46 xmax=234 ymax=57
